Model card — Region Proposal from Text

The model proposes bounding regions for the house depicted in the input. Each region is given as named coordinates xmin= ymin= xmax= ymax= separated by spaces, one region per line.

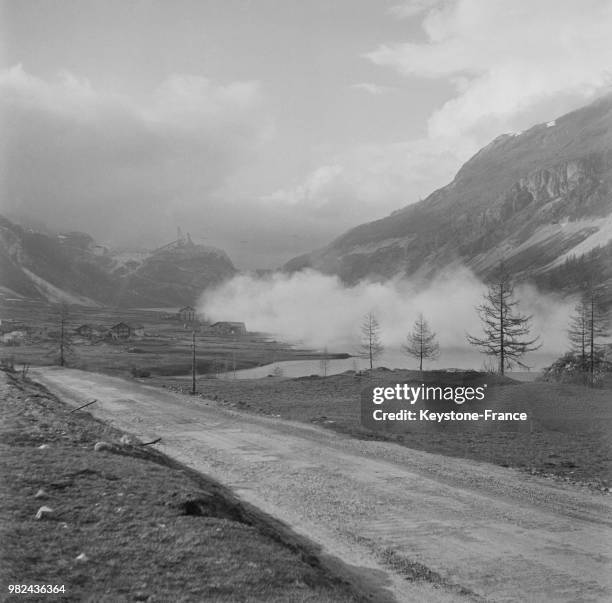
xmin=1 ymin=330 xmax=25 ymax=345
xmin=0 ymin=319 xmax=19 ymax=335
xmin=107 ymin=322 xmax=131 ymax=340
xmin=75 ymin=324 xmax=91 ymax=337
xmin=74 ymin=324 xmax=99 ymax=338
xmin=209 ymin=321 xmax=247 ymax=336
xmin=131 ymin=324 xmax=145 ymax=337
xmin=178 ymin=306 xmax=196 ymax=323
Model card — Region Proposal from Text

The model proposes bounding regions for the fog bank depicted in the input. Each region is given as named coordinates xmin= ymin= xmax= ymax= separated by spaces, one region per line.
xmin=198 ymin=268 xmax=573 ymax=362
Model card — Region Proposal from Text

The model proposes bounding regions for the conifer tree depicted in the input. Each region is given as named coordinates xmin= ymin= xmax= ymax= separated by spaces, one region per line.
xmin=402 ymin=314 xmax=440 ymax=371
xmin=359 ymin=312 xmax=384 ymax=370
xmin=568 ymin=286 xmax=609 ymax=383
xmin=467 ymin=275 xmax=540 ymax=375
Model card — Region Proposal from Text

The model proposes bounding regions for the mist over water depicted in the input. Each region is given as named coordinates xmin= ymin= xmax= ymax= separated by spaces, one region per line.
xmin=198 ymin=268 xmax=573 ymax=369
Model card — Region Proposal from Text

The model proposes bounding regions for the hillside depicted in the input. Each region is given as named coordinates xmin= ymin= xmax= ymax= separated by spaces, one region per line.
xmin=285 ymin=95 xmax=612 ymax=300
xmin=0 ymin=216 xmax=236 ymax=307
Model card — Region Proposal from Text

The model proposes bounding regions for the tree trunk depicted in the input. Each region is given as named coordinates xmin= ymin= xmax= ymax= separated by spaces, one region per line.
xmin=590 ymin=294 xmax=595 ymax=385
xmin=499 ymin=283 xmax=505 ymax=375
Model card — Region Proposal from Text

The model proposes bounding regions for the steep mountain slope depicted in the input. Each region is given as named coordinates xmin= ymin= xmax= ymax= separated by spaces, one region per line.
xmin=0 ymin=217 xmax=115 ymax=305
xmin=285 ymin=95 xmax=612 ymax=297
xmin=113 ymin=242 xmax=236 ymax=307
xmin=0 ymin=216 xmax=236 ymax=307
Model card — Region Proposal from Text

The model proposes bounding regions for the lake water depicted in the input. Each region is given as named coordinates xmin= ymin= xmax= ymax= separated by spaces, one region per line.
xmin=218 ymin=347 xmax=552 ymax=381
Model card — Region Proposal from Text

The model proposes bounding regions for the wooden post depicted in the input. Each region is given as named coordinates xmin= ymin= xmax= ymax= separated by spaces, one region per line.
xmin=59 ymin=314 xmax=65 ymax=367
xmin=191 ymin=329 xmax=196 ymax=395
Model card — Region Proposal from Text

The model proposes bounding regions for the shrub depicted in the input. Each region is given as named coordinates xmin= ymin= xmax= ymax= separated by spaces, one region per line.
xmin=542 ymin=351 xmax=611 ymax=386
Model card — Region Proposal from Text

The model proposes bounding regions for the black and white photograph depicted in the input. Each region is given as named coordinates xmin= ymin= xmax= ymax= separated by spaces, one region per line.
xmin=1 ymin=1 xmax=611 ymax=601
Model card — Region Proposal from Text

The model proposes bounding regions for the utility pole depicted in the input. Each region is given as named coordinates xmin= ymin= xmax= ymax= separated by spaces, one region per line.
xmin=57 ymin=302 xmax=72 ymax=368
xmin=191 ymin=329 xmax=196 ymax=395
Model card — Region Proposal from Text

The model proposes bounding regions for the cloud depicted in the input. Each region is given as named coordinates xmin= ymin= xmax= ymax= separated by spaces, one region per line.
xmin=147 ymin=74 xmax=264 ymax=130
xmin=198 ymin=268 xmax=572 ymax=367
xmin=367 ymin=0 xmax=612 ymax=141
xmin=350 ymin=82 xmax=393 ymax=95
xmin=260 ymin=139 xmax=463 ymax=232
xmin=387 ymin=0 xmax=441 ymax=19
xmin=0 ymin=64 xmax=270 ymax=246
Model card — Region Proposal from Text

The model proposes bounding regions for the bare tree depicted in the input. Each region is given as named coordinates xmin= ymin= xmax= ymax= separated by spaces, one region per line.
xmin=359 ymin=312 xmax=384 ymax=370
xmin=402 ymin=314 xmax=440 ymax=371
xmin=467 ymin=275 xmax=541 ymax=375
xmin=568 ymin=300 xmax=589 ymax=368
xmin=568 ymin=286 xmax=609 ymax=383
xmin=52 ymin=302 xmax=75 ymax=367
xmin=319 ymin=346 xmax=330 ymax=376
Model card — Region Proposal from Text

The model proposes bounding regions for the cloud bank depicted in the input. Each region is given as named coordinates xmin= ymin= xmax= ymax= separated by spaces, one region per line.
xmin=198 ymin=268 xmax=573 ymax=368
xmin=368 ymin=0 xmax=612 ymax=141
xmin=0 ymin=65 xmax=269 ymax=248
xmin=261 ymin=140 xmax=461 ymax=221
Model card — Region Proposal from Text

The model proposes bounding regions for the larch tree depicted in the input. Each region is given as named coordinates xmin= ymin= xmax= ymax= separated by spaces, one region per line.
xmin=402 ymin=314 xmax=440 ymax=371
xmin=467 ymin=275 xmax=541 ymax=375
xmin=319 ymin=345 xmax=330 ymax=377
xmin=568 ymin=286 xmax=609 ymax=383
xmin=568 ymin=300 xmax=589 ymax=368
xmin=359 ymin=312 xmax=384 ymax=370
xmin=50 ymin=302 xmax=75 ymax=367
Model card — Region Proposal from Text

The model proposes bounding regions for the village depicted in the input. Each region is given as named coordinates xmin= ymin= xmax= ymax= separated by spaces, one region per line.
xmin=71 ymin=307 xmax=247 ymax=343
xmin=0 ymin=304 xmax=246 ymax=346
xmin=0 ymin=298 xmax=325 ymax=378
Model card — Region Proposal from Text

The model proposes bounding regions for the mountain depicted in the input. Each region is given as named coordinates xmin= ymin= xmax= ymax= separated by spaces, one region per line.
xmin=113 ymin=238 xmax=236 ymax=307
xmin=0 ymin=216 xmax=236 ymax=307
xmin=285 ymin=95 xmax=612 ymax=300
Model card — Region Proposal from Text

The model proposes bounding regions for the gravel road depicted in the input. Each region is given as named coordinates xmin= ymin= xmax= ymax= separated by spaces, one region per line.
xmin=31 ymin=367 xmax=612 ymax=602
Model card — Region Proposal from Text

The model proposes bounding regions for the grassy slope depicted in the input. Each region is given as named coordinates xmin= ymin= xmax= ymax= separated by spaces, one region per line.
xmin=155 ymin=369 xmax=612 ymax=490
xmin=0 ymin=371 xmax=359 ymax=602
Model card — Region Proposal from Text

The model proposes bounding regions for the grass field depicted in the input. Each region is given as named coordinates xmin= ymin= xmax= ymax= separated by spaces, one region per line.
xmin=153 ymin=369 xmax=612 ymax=490
xmin=0 ymin=370 xmax=360 ymax=602
xmin=0 ymin=299 xmax=341 ymax=377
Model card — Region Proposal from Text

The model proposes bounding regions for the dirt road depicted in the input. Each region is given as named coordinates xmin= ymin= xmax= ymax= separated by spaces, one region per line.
xmin=31 ymin=367 xmax=612 ymax=602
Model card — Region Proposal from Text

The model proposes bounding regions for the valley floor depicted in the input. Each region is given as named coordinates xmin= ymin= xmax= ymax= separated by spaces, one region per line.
xmin=25 ymin=367 xmax=612 ymax=602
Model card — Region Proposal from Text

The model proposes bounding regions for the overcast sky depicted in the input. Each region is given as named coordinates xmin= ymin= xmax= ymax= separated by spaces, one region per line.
xmin=2 ymin=0 xmax=612 ymax=268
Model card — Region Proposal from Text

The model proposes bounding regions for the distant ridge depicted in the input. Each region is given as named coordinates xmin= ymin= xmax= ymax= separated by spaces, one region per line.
xmin=0 ymin=215 xmax=236 ymax=307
